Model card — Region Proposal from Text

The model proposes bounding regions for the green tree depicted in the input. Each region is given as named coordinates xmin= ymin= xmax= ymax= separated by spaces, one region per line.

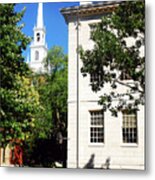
xmin=29 ymin=46 xmax=68 ymax=140
xmin=0 ymin=4 xmax=40 ymax=148
xmin=43 ymin=46 xmax=68 ymax=139
xmin=0 ymin=76 xmax=40 ymax=145
xmin=79 ymin=1 xmax=145 ymax=116
xmin=23 ymin=46 xmax=68 ymax=167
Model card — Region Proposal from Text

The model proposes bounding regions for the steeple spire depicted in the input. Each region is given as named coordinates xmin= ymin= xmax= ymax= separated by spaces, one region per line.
xmin=37 ymin=2 xmax=44 ymax=28
xmin=29 ymin=2 xmax=47 ymax=73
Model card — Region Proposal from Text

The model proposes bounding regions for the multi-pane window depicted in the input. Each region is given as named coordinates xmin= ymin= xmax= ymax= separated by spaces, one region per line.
xmin=120 ymin=70 xmax=131 ymax=81
xmin=122 ymin=111 xmax=137 ymax=143
xmin=90 ymin=73 xmax=101 ymax=83
xmin=90 ymin=110 xmax=104 ymax=143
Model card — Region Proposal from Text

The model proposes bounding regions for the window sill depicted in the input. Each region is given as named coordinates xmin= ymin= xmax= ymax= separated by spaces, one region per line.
xmin=88 ymin=143 xmax=105 ymax=147
xmin=120 ymin=143 xmax=138 ymax=147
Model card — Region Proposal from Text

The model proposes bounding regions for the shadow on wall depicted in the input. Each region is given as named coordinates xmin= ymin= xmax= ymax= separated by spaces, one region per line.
xmin=83 ymin=154 xmax=95 ymax=169
xmin=83 ymin=154 xmax=111 ymax=169
xmin=101 ymin=157 xmax=111 ymax=169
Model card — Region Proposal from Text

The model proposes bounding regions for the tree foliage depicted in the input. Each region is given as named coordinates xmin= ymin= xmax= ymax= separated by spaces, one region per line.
xmin=0 ymin=76 xmax=40 ymax=146
xmin=44 ymin=46 xmax=68 ymax=137
xmin=0 ymin=4 xmax=31 ymax=87
xmin=31 ymin=46 xmax=67 ymax=139
xmin=23 ymin=46 xmax=68 ymax=167
xmin=79 ymin=1 xmax=145 ymax=116
xmin=0 ymin=4 xmax=68 ymax=167
xmin=0 ymin=4 xmax=40 ymax=147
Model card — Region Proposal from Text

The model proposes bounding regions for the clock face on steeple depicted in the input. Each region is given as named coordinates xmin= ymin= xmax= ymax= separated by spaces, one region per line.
xmin=29 ymin=2 xmax=47 ymax=73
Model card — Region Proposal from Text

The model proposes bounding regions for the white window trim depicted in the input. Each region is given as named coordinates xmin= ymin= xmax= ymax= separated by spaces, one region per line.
xmin=88 ymin=109 xmax=105 ymax=146
xmin=120 ymin=143 xmax=138 ymax=147
xmin=120 ymin=111 xmax=139 ymax=147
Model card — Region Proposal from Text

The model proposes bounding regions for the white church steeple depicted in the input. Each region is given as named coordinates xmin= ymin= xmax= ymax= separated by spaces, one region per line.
xmin=29 ymin=2 xmax=48 ymax=73
xmin=37 ymin=2 xmax=44 ymax=28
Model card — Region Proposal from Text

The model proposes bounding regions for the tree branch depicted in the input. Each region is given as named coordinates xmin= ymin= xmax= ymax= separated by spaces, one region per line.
xmin=115 ymin=79 xmax=144 ymax=94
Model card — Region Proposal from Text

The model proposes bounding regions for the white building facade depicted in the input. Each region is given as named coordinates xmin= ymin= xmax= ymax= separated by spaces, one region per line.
xmin=61 ymin=1 xmax=145 ymax=170
xmin=29 ymin=3 xmax=48 ymax=73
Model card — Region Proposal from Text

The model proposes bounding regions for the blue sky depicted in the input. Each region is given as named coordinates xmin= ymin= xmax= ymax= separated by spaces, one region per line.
xmin=15 ymin=2 xmax=79 ymax=59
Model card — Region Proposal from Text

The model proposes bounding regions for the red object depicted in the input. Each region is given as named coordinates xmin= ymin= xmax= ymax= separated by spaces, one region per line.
xmin=10 ymin=145 xmax=23 ymax=166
